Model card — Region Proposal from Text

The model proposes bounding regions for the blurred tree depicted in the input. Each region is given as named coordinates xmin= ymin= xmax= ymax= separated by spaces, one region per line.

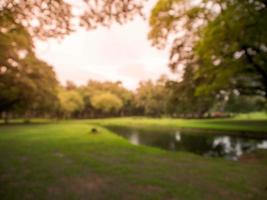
xmin=84 ymin=80 xmax=132 ymax=103
xmin=0 ymin=10 xmax=33 ymax=112
xmin=91 ymin=92 xmax=123 ymax=115
xmin=195 ymin=0 xmax=267 ymax=98
xmin=16 ymin=55 xmax=59 ymax=115
xmin=135 ymin=75 xmax=170 ymax=116
xmin=0 ymin=0 xmax=146 ymax=40
xmin=223 ymin=94 xmax=266 ymax=113
xmin=165 ymin=67 xmax=214 ymax=117
xmin=0 ymin=12 xmax=59 ymax=116
xmin=149 ymin=0 xmax=267 ymax=97
xmin=0 ymin=54 xmax=59 ymax=115
xmin=66 ymin=80 xmax=77 ymax=90
xmin=80 ymin=80 xmax=133 ymax=117
xmin=58 ymin=89 xmax=84 ymax=118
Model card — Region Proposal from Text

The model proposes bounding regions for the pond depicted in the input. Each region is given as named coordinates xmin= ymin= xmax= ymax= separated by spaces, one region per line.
xmin=107 ymin=126 xmax=267 ymax=160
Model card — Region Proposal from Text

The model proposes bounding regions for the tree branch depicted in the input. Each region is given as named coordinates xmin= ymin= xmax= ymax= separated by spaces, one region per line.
xmin=242 ymin=46 xmax=267 ymax=97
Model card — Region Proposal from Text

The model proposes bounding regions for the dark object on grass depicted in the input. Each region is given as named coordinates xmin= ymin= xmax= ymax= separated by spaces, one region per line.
xmin=91 ymin=128 xmax=98 ymax=134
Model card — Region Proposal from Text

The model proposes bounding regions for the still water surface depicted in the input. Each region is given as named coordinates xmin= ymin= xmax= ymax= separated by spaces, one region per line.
xmin=107 ymin=126 xmax=267 ymax=160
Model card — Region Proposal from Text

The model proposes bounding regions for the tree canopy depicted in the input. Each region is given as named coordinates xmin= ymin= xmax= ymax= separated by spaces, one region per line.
xmin=91 ymin=92 xmax=123 ymax=114
xmin=1 ymin=0 xmax=146 ymax=39
xmin=0 ymin=12 xmax=58 ymax=114
xmin=58 ymin=89 xmax=84 ymax=118
xmin=149 ymin=0 xmax=267 ymax=97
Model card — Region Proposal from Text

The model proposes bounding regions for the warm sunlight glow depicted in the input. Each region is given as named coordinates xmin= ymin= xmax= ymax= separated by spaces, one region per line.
xmin=35 ymin=0 xmax=176 ymax=90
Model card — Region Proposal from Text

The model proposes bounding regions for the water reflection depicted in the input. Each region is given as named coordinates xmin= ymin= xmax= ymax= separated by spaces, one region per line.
xmin=257 ymin=141 xmax=267 ymax=149
xmin=107 ymin=126 xmax=267 ymax=160
xmin=207 ymin=136 xmax=249 ymax=160
xmin=175 ymin=131 xmax=181 ymax=141
xmin=130 ymin=132 xmax=139 ymax=145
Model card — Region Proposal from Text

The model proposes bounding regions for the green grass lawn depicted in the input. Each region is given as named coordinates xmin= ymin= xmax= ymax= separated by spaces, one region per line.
xmin=0 ymin=119 xmax=267 ymax=200
xmin=90 ymin=116 xmax=267 ymax=134
xmin=234 ymin=112 xmax=267 ymax=120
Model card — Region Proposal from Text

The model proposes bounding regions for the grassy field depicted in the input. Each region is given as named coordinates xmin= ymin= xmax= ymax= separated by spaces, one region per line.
xmin=91 ymin=116 xmax=267 ymax=134
xmin=0 ymin=118 xmax=267 ymax=199
xmin=234 ymin=112 xmax=267 ymax=120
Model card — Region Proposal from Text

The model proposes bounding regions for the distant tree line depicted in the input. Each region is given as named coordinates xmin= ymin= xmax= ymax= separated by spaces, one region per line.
xmin=1 ymin=71 xmax=266 ymax=121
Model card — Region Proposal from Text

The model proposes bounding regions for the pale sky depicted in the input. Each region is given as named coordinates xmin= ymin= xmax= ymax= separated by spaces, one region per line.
xmin=35 ymin=1 xmax=177 ymax=90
